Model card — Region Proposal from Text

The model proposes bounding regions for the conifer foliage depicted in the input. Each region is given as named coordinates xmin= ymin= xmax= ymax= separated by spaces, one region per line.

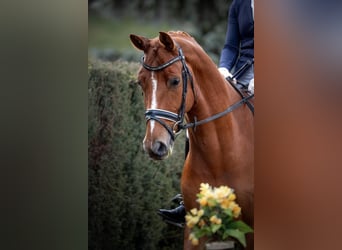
xmin=88 ymin=59 xmax=185 ymax=250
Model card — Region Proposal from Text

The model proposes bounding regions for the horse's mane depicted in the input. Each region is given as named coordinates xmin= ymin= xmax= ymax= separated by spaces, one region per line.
xmin=166 ymin=31 xmax=200 ymax=49
xmin=166 ymin=31 xmax=210 ymax=61
xmin=166 ymin=31 xmax=194 ymax=39
xmin=165 ymin=31 xmax=219 ymax=80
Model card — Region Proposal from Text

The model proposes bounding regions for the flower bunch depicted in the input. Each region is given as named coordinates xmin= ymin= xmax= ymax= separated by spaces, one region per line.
xmin=185 ymin=183 xmax=253 ymax=247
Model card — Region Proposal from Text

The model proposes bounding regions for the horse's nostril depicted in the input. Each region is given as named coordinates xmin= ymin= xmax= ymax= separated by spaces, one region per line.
xmin=152 ymin=141 xmax=168 ymax=157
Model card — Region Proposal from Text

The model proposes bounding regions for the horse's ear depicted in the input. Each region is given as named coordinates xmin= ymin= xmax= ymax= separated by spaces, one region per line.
xmin=130 ymin=34 xmax=149 ymax=51
xmin=159 ymin=32 xmax=175 ymax=51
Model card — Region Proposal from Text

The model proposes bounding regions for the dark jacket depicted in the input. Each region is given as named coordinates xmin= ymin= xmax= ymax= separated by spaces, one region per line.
xmin=219 ymin=0 xmax=254 ymax=73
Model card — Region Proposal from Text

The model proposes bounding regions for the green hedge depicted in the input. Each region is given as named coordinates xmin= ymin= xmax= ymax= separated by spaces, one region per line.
xmin=88 ymin=59 xmax=185 ymax=250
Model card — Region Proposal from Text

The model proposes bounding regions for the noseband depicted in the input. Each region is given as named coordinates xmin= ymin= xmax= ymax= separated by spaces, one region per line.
xmin=141 ymin=46 xmax=254 ymax=141
xmin=142 ymin=47 xmax=193 ymax=141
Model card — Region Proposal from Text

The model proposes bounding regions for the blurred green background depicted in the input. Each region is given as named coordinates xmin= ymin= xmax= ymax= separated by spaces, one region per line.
xmin=89 ymin=0 xmax=231 ymax=64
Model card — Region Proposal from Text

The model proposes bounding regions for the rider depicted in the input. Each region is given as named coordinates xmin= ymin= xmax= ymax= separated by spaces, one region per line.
xmin=157 ymin=0 xmax=254 ymax=227
xmin=218 ymin=0 xmax=254 ymax=90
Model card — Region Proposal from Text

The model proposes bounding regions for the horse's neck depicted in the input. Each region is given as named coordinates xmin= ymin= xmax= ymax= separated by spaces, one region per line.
xmin=186 ymin=67 xmax=245 ymax=160
xmin=191 ymin=79 xmax=236 ymax=118
xmin=181 ymin=42 xmax=250 ymax=159
xmin=184 ymin=47 xmax=240 ymax=122
xmin=187 ymin=65 xmax=240 ymax=127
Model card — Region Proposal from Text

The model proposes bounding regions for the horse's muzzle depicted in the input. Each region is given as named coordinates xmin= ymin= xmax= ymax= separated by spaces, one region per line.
xmin=144 ymin=139 xmax=174 ymax=160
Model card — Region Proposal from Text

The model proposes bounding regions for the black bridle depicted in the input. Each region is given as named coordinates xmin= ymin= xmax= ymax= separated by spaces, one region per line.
xmin=142 ymin=47 xmax=193 ymax=141
xmin=141 ymin=46 xmax=253 ymax=141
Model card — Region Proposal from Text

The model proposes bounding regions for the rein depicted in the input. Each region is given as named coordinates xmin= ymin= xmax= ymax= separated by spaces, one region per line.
xmin=179 ymin=94 xmax=254 ymax=130
xmin=141 ymin=46 xmax=253 ymax=140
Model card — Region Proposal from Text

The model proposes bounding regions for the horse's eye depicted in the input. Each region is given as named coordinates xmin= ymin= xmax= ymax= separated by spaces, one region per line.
xmin=169 ymin=77 xmax=180 ymax=86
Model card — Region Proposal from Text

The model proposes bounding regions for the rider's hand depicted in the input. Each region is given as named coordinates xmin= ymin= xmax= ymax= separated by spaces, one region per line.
xmin=218 ymin=67 xmax=237 ymax=84
xmin=218 ymin=67 xmax=233 ymax=79
xmin=248 ymin=78 xmax=254 ymax=93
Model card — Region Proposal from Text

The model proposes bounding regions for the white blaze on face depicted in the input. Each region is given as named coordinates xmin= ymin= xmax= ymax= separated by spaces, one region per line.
xmin=142 ymin=69 xmax=173 ymax=158
xmin=149 ymin=71 xmax=158 ymax=133
xmin=143 ymin=71 xmax=158 ymax=151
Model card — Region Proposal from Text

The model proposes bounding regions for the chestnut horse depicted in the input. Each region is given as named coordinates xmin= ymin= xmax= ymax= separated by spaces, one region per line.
xmin=130 ymin=31 xmax=254 ymax=249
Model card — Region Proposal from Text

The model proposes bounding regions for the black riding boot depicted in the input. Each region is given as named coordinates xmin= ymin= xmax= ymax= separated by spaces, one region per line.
xmin=157 ymin=194 xmax=186 ymax=228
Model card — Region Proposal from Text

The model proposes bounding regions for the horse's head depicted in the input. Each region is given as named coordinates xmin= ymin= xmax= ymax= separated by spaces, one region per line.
xmin=130 ymin=32 xmax=195 ymax=160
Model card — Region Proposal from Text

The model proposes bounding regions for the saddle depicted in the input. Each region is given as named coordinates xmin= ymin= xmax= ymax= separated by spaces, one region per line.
xmin=227 ymin=78 xmax=254 ymax=115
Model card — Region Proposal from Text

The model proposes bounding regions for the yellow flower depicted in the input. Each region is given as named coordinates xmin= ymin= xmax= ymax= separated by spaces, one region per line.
xmin=185 ymin=214 xmax=192 ymax=222
xmin=228 ymin=193 xmax=236 ymax=201
xmin=232 ymin=204 xmax=241 ymax=218
xmin=220 ymin=198 xmax=231 ymax=209
xmin=185 ymin=219 xmax=195 ymax=228
xmin=185 ymin=214 xmax=200 ymax=228
xmin=186 ymin=183 xmax=252 ymax=247
xmin=190 ymin=208 xmax=198 ymax=215
xmin=199 ymin=183 xmax=211 ymax=194
xmin=214 ymin=186 xmax=232 ymax=200
xmin=191 ymin=238 xmax=199 ymax=245
xmin=200 ymin=183 xmax=216 ymax=200
xmin=207 ymin=198 xmax=216 ymax=207
xmin=210 ymin=215 xmax=222 ymax=225
xmin=186 ymin=208 xmax=204 ymax=228
xmin=198 ymin=196 xmax=208 ymax=206
xmin=226 ymin=201 xmax=241 ymax=218
xmin=189 ymin=233 xmax=199 ymax=246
